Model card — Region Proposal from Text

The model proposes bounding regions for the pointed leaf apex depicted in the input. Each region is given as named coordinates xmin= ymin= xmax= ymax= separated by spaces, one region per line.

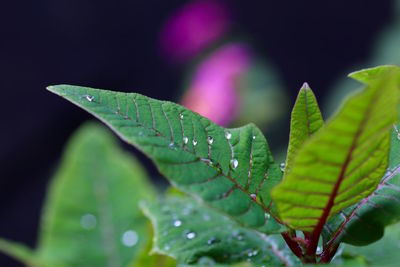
xmin=301 ymin=82 xmax=310 ymax=90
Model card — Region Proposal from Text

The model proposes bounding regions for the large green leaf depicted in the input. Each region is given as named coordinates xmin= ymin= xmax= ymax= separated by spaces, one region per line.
xmin=271 ymin=68 xmax=400 ymax=239
xmin=285 ymin=83 xmax=323 ymax=175
xmin=140 ymin=195 xmax=301 ymax=267
xmin=320 ymin=66 xmax=400 ymax=248
xmin=47 ymin=85 xmax=284 ymax=234
xmin=322 ymin=124 xmax=400 ymax=247
xmin=0 ymin=123 xmax=159 ymax=266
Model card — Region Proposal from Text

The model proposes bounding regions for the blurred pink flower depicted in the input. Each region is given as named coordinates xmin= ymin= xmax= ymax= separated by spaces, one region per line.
xmin=181 ymin=44 xmax=252 ymax=126
xmin=160 ymin=0 xmax=231 ymax=62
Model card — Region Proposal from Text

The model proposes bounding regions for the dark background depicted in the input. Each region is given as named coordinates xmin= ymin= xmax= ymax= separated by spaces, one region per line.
xmin=0 ymin=0 xmax=393 ymax=266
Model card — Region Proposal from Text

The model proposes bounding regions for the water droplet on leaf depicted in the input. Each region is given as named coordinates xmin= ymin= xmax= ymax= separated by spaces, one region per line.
xmin=225 ymin=131 xmax=231 ymax=140
xmin=265 ymin=213 xmax=270 ymax=219
xmin=250 ymin=193 xmax=256 ymax=200
xmin=186 ymin=231 xmax=196 ymax=240
xmin=207 ymin=237 xmax=220 ymax=245
xmin=85 ymin=95 xmax=94 ymax=102
xmin=183 ymin=136 xmax=189 ymax=144
xmin=207 ymin=136 xmax=214 ymax=145
xmin=202 ymin=213 xmax=211 ymax=221
xmin=252 ymin=135 xmax=256 ymax=140
xmin=121 ymin=230 xmax=138 ymax=247
xmin=80 ymin=213 xmax=97 ymax=230
xmin=280 ymin=162 xmax=285 ymax=172
xmin=179 ymin=113 xmax=184 ymax=120
xmin=230 ymin=159 xmax=238 ymax=169
xmin=173 ymin=220 xmax=182 ymax=227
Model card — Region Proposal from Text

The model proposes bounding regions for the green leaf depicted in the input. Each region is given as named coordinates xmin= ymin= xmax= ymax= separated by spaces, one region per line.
xmin=36 ymin=123 xmax=156 ymax=266
xmin=322 ymin=123 xmax=400 ymax=246
xmin=140 ymin=196 xmax=301 ymax=267
xmin=331 ymin=222 xmax=400 ymax=267
xmin=348 ymin=65 xmax=400 ymax=84
xmin=0 ymin=123 xmax=160 ymax=267
xmin=285 ymin=83 xmax=323 ymax=175
xmin=46 ymin=85 xmax=284 ymax=234
xmin=271 ymin=68 xmax=400 ymax=236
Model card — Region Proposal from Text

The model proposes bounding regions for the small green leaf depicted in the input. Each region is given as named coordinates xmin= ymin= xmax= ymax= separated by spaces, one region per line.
xmin=272 ymin=68 xmax=400 ymax=237
xmin=47 ymin=85 xmax=284 ymax=234
xmin=285 ymin=83 xmax=323 ymax=175
xmin=140 ymin=196 xmax=301 ymax=266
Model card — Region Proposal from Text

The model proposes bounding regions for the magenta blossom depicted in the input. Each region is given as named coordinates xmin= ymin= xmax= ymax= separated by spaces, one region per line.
xmin=181 ymin=44 xmax=252 ymax=126
xmin=160 ymin=0 xmax=231 ymax=62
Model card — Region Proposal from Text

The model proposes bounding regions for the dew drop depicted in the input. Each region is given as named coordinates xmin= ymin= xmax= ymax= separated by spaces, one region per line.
xmin=183 ymin=136 xmax=189 ymax=144
xmin=207 ymin=237 xmax=220 ymax=245
xmin=247 ymin=249 xmax=259 ymax=257
xmin=252 ymin=135 xmax=256 ymax=140
xmin=232 ymin=230 xmax=244 ymax=241
xmin=179 ymin=113 xmax=184 ymax=120
xmin=207 ymin=136 xmax=214 ymax=145
xmin=230 ymin=159 xmax=239 ymax=169
xmin=80 ymin=213 xmax=97 ymax=230
xmin=250 ymin=194 xmax=257 ymax=201
xmin=169 ymin=142 xmax=175 ymax=149
xmin=397 ymin=133 xmax=400 ymax=141
xmin=202 ymin=213 xmax=211 ymax=221
xmin=121 ymin=230 xmax=139 ymax=247
xmin=280 ymin=162 xmax=285 ymax=172
xmin=173 ymin=220 xmax=182 ymax=227
xmin=192 ymin=139 xmax=198 ymax=146
xmin=225 ymin=131 xmax=232 ymax=140
xmin=186 ymin=231 xmax=196 ymax=240
xmin=316 ymin=246 xmax=322 ymax=254
xmin=265 ymin=212 xmax=271 ymax=219
xmin=85 ymin=95 xmax=94 ymax=102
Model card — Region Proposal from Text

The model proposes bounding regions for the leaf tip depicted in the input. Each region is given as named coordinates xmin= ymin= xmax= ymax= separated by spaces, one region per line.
xmin=301 ymin=82 xmax=310 ymax=90
xmin=46 ymin=85 xmax=66 ymax=96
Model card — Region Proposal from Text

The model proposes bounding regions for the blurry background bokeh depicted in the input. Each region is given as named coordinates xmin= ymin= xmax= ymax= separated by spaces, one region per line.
xmin=1 ymin=0 xmax=399 ymax=266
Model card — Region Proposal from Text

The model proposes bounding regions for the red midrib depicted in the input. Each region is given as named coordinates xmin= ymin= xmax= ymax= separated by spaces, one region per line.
xmin=306 ymin=93 xmax=377 ymax=256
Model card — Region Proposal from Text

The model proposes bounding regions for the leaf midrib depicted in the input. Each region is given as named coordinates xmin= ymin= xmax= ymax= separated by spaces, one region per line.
xmin=325 ymin=164 xmax=400 ymax=251
xmin=308 ymin=87 xmax=382 ymax=255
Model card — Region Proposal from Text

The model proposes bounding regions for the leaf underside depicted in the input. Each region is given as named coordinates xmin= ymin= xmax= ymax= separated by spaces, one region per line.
xmin=47 ymin=85 xmax=285 ymax=234
xmin=141 ymin=196 xmax=301 ymax=267
xmin=322 ymin=66 xmax=400 ymax=246
xmin=285 ymin=83 xmax=324 ymax=175
xmin=272 ymin=69 xmax=400 ymax=232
